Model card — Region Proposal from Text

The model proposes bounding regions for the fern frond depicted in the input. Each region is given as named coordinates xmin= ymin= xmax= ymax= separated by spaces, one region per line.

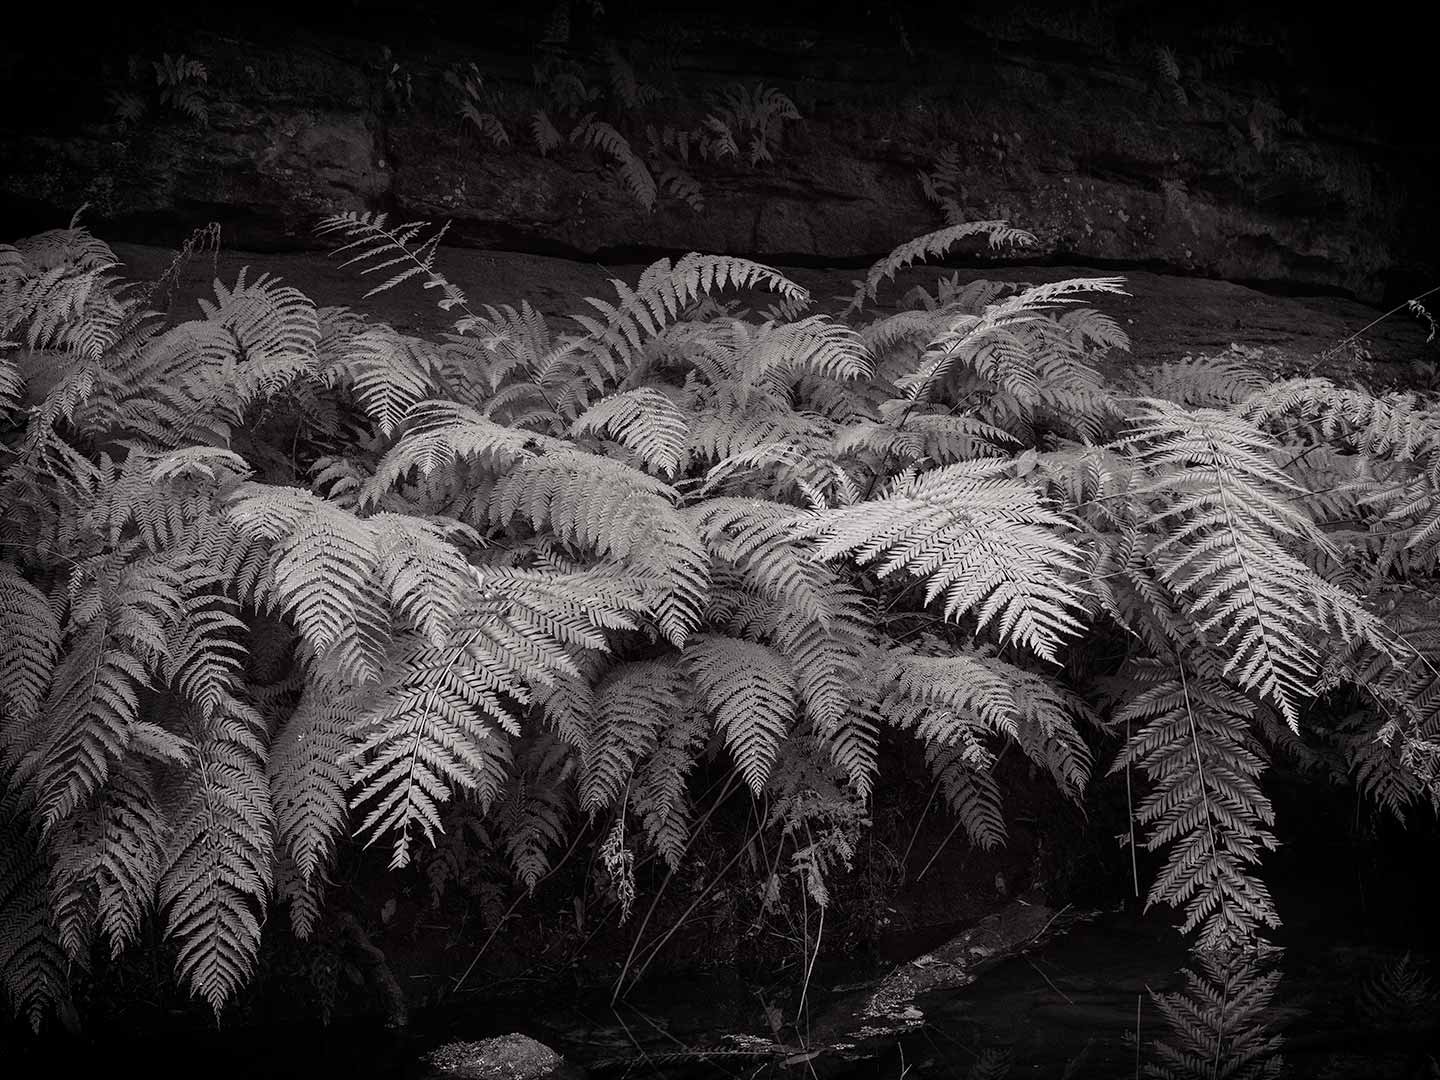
xmin=570 ymin=386 xmax=691 ymax=476
xmin=739 ymin=316 xmax=872 ymax=390
xmin=0 ymin=790 xmax=68 ymax=1030
xmin=1120 ymin=400 xmax=1394 ymax=725
xmin=1147 ymin=951 xmax=1284 ymax=1080
xmin=571 ymin=118 xmax=657 ymax=210
xmin=224 ymin=485 xmax=390 ymax=684
xmin=0 ymin=351 xmax=21 ymax=420
xmin=269 ymin=687 xmax=357 ymax=887
xmin=159 ymin=707 xmax=274 ymax=1017
xmin=345 ymin=637 xmax=519 ymax=869
xmin=0 ymin=564 xmax=60 ymax=722
xmin=315 ymin=212 xmax=470 ymax=311
xmin=582 ymin=659 xmax=685 ymax=814
xmin=1134 ymin=351 xmax=1270 ymax=407
xmin=684 ymin=635 xmax=797 ymax=794
xmin=844 ymin=222 xmax=1037 ymax=316
xmin=499 ymin=736 xmax=573 ymax=890
xmin=798 ymin=459 xmax=1088 ymax=662
xmin=47 ymin=756 xmax=168 ymax=960
xmin=197 ymin=269 xmax=320 ymax=411
xmin=1110 ymin=664 xmax=1282 ymax=950
xmin=570 ymin=254 xmax=808 ymax=387
xmin=322 ymin=326 xmax=438 ymax=436
xmin=634 ymin=709 xmax=707 ymax=868
xmin=363 ymin=399 xmax=540 ymax=500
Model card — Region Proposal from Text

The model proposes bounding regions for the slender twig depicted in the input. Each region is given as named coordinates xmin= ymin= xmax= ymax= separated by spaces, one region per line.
xmin=611 ymin=773 xmax=743 ymax=1002
xmin=617 ymin=822 xmax=762 ymax=1000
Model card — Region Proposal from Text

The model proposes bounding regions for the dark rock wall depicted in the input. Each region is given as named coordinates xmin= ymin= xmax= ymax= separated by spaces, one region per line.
xmin=1 ymin=1 xmax=1433 ymax=302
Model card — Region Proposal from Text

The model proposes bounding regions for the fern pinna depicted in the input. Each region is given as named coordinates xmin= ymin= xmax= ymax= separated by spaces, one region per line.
xmin=0 ymin=209 xmax=1434 ymax=1028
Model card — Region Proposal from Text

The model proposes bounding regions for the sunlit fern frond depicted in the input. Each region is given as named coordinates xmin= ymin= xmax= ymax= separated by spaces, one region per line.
xmin=570 ymin=385 xmax=691 ymax=476
xmin=319 ymin=325 xmax=439 ymax=437
xmin=223 ymin=484 xmax=391 ymax=685
xmin=843 ymin=221 xmax=1037 ymax=316
xmin=1240 ymin=379 xmax=1440 ymax=463
xmin=268 ymin=686 xmax=358 ymax=887
xmin=1110 ymin=661 xmax=1282 ymax=950
xmin=362 ymin=399 xmax=544 ymax=501
xmin=684 ymin=634 xmax=798 ymax=794
xmin=737 ymin=315 xmax=872 ymax=392
xmin=345 ymin=637 xmax=518 ymax=870
xmin=158 ymin=706 xmax=274 ymax=1019
xmin=1133 ymin=351 xmax=1272 ymax=408
xmin=47 ymin=756 xmax=168 ymax=960
xmin=196 ymin=269 xmax=321 ymax=413
xmin=798 ymin=459 xmax=1088 ymax=662
xmin=314 ymin=212 xmax=470 ymax=311
xmin=13 ymin=554 xmax=203 ymax=830
xmin=487 ymin=450 xmax=710 ymax=645
xmin=568 ymin=253 xmax=809 ymax=388
xmin=368 ymin=512 xmax=477 ymax=647
xmin=899 ymin=277 xmax=1129 ymax=406
xmin=1121 ymin=399 xmax=1402 ymax=726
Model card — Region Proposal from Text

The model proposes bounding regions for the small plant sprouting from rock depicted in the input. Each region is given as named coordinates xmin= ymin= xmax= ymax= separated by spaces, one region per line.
xmin=108 ymin=52 xmax=210 ymax=128
xmin=447 ymin=62 xmax=511 ymax=150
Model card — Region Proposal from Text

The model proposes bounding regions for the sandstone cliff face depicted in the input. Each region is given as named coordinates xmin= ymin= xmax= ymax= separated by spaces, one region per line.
xmin=1 ymin=2 xmax=1433 ymax=303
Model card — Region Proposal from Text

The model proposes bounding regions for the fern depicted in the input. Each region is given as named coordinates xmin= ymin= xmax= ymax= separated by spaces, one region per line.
xmin=4 ymin=209 xmax=1434 ymax=1029
xmin=1111 ymin=663 xmax=1282 ymax=950
xmin=159 ymin=706 xmax=274 ymax=1016
xmin=843 ymin=221 xmax=1037 ymax=316
xmin=684 ymin=635 xmax=797 ymax=794
xmin=1146 ymin=951 xmax=1284 ymax=1079
xmin=797 ymin=458 xmax=1088 ymax=662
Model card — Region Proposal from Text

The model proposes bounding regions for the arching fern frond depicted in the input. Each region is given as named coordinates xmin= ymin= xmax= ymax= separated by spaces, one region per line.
xmin=569 ymin=253 xmax=809 ymax=387
xmin=797 ymin=459 xmax=1088 ymax=662
xmin=1121 ymin=399 xmax=1398 ymax=726
xmin=345 ymin=637 xmax=517 ymax=870
xmin=224 ymin=485 xmax=390 ymax=685
xmin=570 ymin=385 xmax=691 ymax=476
xmin=314 ymin=212 xmax=470 ymax=311
xmin=843 ymin=221 xmax=1037 ymax=316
